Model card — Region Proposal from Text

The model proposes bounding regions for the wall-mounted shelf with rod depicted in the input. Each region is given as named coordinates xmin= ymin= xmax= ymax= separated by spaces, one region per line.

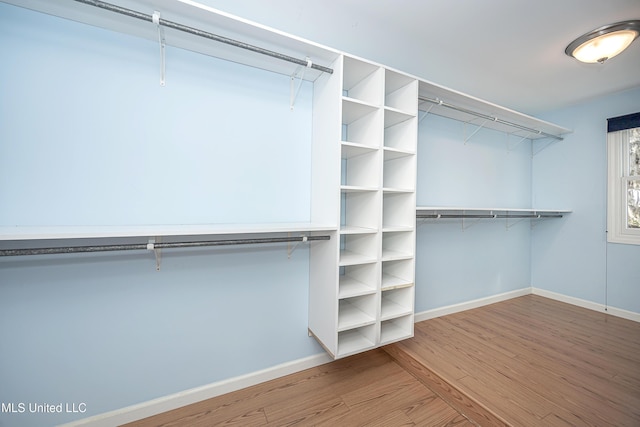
xmin=0 ymin=223 xmax=336 ymax=241
xmin=416 ymin=207 xmax=571 ymax=219
xmin=0 ymin=223 xmax=335 ymax=270
xmin=2 ymin=0 xmax=340 ymax=82
xmin=418 ymin=81 xmax=572 ymax=141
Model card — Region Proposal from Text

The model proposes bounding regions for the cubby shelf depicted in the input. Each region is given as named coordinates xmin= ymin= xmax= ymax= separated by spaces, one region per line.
xmin=337 ymin=327 xmax=376 ymax=357
xmin=381 ymin=299 xmax=412 ymax=321
xmin=338 ymin=299 xmax=376 ymax=331
xmin=339 ymin=277 xmax=377 ymax=299
xmin=310 ymin=55 xmax=417 ymax=358
xmin=339 ymin=250 xmax=377 ymax=266
xmin=381 ymin=273 xmax=413 ymax=291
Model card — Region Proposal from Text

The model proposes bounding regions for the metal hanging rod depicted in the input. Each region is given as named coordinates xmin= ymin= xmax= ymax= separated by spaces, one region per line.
xmin=416 ymin=214 xmax=564 ymax=219
xmin=73 ymin=0 xmax=333 ymax=75
xmin=0 ymin=235 xmax=330 ymax=257
xmin=418 ymin=96 xmax=563 ymax=141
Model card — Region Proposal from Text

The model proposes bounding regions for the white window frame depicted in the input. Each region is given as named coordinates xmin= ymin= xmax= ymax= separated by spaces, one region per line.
xmin=607 ymin=127 xmax=640 ymax=245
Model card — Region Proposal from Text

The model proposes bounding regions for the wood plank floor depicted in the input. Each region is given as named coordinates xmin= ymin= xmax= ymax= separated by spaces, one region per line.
xmin=124 ymin=348 xmax=473 ymax=426
xmin=386 ymin=295 xmax=640 ymax=427
xmin=124 ymin=295 xmax=640 ymax=426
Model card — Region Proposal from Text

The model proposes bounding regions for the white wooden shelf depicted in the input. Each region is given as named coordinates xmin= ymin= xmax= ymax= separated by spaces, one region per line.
xmin=416 ymin=206 xmax=571 ymax=218
xmin=0 ymin=222 xmax=336 ymax=241
xmin=383 ymin=147 xmax=415 ymax=160
xmin=383 ymin=187 xmax=414 ymax=194
xmin=341 ymin=185 xmax=379 ymax=193
xmin=338 ymin=300 xmax=376 ymax=331
xmin=339 ymin=250 xmax=377 ymax=266
xmin=342 ymin=97 xmax=379 ymax=123
xmin=341 ymin=142 xmax=378 ymax=159
xmin=3 ymin=0 xmax=339 ymax=82
xmin=380 ymin=315 xmax=413 ymax=344
xmin=337 ymin=328 xmax=375 ymax=357
xmin=340 ymin=226 xmax=378 ymax=235
xmin=382 ymin=226 xmax=414 ymax=233
xmin=381 ymin=249 xmax=413 ymax=262
xmin=380 ymin=298 xmax=412 ymax=321
xmin=418 ymin=81 xmax=572 ymax=141
xmin=381 ymin=273 xmax=413 ymax=291
xmin=339 ymin=276 xmax=376 ymax=299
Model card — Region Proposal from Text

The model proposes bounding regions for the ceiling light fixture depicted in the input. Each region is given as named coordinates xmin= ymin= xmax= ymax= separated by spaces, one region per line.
xmin=565 ymin=20 xmax=640 ymax=64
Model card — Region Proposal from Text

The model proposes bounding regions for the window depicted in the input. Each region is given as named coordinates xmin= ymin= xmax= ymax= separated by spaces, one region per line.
xmin=607 ymin=112 xmax=640 ymax=245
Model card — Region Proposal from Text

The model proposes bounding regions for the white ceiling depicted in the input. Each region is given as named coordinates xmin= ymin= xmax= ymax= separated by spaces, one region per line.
xmin=201 ymin=0 xmax=640 ymax=115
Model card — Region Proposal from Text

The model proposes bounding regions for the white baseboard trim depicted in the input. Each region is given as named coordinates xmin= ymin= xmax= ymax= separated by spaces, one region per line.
xmin=60 ymin=352 xmax=333 ymax=427
xmin=531 ymin=287 xmax=640 ymax=323
xmin=414 ymin=287 xmax=531 ymax=322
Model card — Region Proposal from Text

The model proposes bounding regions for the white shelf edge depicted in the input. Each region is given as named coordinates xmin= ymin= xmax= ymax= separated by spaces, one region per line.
xmin=381 ymin=226 xmax=414 ymax=233
xmin=383 ymin=187 xmax=414 ymax=194
xmin=0 ymin=222 xmax=337 ymax=241
xmin=341 ymin=185 xmax=379 ymax=193
xmin=339 ymin=276 xmax=376 ymax=299
xmin=339 ymin=250 xmax=377 ymax=266
xmin=340 ymin=226 xmax=379 ymax=235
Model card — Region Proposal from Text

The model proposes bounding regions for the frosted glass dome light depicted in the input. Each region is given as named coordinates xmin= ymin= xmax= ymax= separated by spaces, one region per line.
xmin=566 ymin=21 xmax=640 ymax=64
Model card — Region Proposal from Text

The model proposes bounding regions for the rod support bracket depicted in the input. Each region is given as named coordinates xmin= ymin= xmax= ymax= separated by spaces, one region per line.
xmin=148 ymin=238 xmax=161 ymax=270
xmin=289 ymin=57 xmax=312 ymax=110
xmin=153 ymin=11 xmax=166 ymax=86
xmin=288 ymin=234 xmax=308 ymax=258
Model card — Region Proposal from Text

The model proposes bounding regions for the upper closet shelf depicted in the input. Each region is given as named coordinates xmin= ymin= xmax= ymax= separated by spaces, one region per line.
xmin=2 ymin=0 xmax=340 ymax=82
xmin=416 ymin=207 xmax=571 ymax=219
xmin=418 ymin=81 xmax=572 ymax=141
xmin=0 ymin=223 xmax=336 ymax=241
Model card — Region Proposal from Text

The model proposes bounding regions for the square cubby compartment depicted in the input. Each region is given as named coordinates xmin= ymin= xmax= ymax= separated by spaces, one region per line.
xmin=384 ymin=71 xmax=417 ymax=114
xmin=383 ymin=153 xmax=415 ymax=191
xmin=339 ymin=263 xmax=378 ymax=299
xmin=340 ymin=232 xmax=378 ymax=265
xmin=382 ymin=259 xmax=414 ymax=291
xmin=381 ymin=287 xmax=413 ymax=321
xmin=343 ymin=57 xmax=383 ymax=106
xmin=381 ymin=230 xmax=413 ymax=261
xmin=383 ymin=192 xmax=415 ymax=230
xmin=337 ymin=323 xmax=377 ymax=358
xmin=380 ymin=314 xmax=413 ymax=345
xmin=342 ymin=101 xmax=382 ymax=147
xmin=341 ymin=148 xmax=380 ymax=188
xmin=338 ymin=294 xmax=377 ymax=332
xmin=384 ymin=115 xmax=416 ymax=152
xmin=341 ymin=190 xmax=379 ymax=232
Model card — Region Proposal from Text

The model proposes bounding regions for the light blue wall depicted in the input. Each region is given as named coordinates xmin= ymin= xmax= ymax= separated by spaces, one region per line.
xmin=0 ymin=4 xmax=322 ymax=427
xmin=415 ymin=114 xmax=533 ymax=311
xmin=532 ymin=86 xmax=640 ymax=313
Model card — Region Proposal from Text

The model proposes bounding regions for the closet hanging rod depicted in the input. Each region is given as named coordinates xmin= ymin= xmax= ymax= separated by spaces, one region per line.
xmin=416 ymin=214 xmax=564 ymax=219
xmin=418 ymin=96 xmax=563 ymax=141
xmin=0 ymin=235 xmax=330 ymax=257
xmin=72 ymin=0 xmax=334 ymax=75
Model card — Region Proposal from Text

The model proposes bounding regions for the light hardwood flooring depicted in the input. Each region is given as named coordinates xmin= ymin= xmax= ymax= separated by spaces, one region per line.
xmin=387 ymin=295 xmax=640 ymax=426
xmin=124 ymin=348 xmax=472 ymax=426
xmin=125 ymin=295 xmax=640 ymax=426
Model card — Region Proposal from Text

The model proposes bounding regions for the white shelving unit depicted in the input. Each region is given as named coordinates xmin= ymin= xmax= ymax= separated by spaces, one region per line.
xmin=3 ymin=0 xmax=573 ymax=361
xmin=309 ymin=55 xmax=417 ymax=358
